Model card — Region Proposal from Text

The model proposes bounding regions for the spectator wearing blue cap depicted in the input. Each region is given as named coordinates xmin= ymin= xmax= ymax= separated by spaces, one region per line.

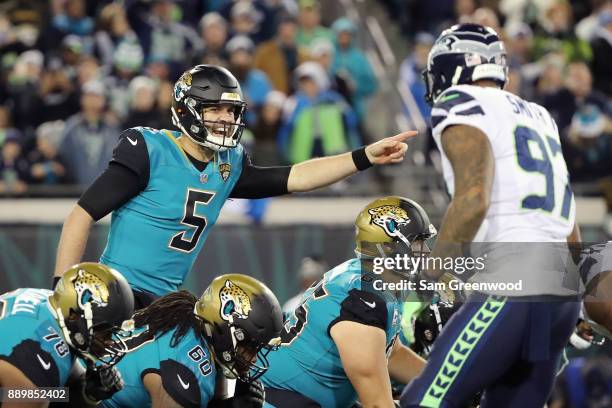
xmin=330 ymin=17 xmax=377 ymax=123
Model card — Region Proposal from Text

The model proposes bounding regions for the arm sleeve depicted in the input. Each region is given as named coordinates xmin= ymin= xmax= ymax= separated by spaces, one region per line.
xmin=229 ymin=154 xmax=292 ymax=199
xmin=77 ymin=129 xmax=150 ymax=221
xmin=328 ymin=289 xmax=389 ymax=335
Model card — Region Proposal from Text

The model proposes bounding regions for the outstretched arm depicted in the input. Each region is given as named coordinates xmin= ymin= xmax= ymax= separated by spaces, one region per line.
xmin=287 ymin=131 xmax=416 ymax=193
xmin=54 ymin=204 xmax=94 ymax=277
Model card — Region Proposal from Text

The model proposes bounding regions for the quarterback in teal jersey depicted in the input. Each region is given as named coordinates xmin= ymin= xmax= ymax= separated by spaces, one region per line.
xmin=53 ymin=64 xmax=416 ymax=307
xmin=262 ymin=196 xmax=436 ymax=407
xmin=0 ymin=263 xmax=134 ymax=407
xmin=98 ymin=274 xmax=282 ymax=408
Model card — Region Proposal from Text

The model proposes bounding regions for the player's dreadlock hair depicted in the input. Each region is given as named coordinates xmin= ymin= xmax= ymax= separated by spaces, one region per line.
xmin=133 ymin=290 xmax=206 ymax=347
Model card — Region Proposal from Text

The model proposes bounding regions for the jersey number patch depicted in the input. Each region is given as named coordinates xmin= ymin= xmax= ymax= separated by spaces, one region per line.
xmin=514 ymin=126 xmax=573 ymax=219
xmin=281 ymin=281 xmax=327 ymax=345
xmin=169 ymin=189 xmax=215 ymax=253
xmin=187 ymin=345 xmax=212 ymax=376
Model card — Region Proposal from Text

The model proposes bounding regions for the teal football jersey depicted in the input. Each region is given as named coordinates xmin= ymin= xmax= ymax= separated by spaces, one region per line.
xmin=0 ymin=289 xmax=74 ymax=387
xmin=104 ymin=325 xmax=217 ymax=408
xmin=261 ymin=259 xmax=403 ymax=407
xmin=100 ymin=128 xmax=244 ymax=296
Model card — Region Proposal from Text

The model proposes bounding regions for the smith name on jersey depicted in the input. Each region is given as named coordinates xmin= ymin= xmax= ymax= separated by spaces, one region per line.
xmin=0 ymin=289 xmax=74 ymax=387
xmin=262 ymin=258 xmax=403 ymax=408
xmin=99 ymin=127 xmax=244 ymax=296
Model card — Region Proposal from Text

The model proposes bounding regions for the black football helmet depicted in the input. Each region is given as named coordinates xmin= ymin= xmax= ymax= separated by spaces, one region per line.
xmin=423 ymin=23 xmax=508 ymax=105
xmin=412 ymin=295 xmax=459 ymax=358
xmin=194 ymin=274 xmax=283 ymax=383
xmin=49 ymin=263 xmax=135 ymax=367
xmin=171 ymin=64 xmax=247 ymax=151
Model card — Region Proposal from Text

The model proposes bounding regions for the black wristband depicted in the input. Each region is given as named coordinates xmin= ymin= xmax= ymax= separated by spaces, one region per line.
xmin=52 ymin=276 xmax=61 ymax=290
xmin=352 ymin=147 xmax=372 ymax=171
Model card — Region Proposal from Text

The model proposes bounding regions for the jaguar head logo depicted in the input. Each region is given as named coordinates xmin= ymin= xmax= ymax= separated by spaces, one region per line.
xmin=73 ymin=269 xmax=109 ymax=309
xmin=219 ymin=280 xmax=251 ymax=321
xmin=368 ymin=205 xmax=411 ymax=238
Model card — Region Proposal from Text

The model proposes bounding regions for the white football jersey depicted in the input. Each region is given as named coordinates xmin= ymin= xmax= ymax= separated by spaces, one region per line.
xmin=432 ymin=84 xmax=576 ymax=242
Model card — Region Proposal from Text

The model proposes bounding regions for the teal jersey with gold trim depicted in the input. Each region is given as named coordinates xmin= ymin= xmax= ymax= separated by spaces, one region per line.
xmin=0 ymin=289 xmax=75 ymax=387
xmin=104 ymin=325 xmax=217 ymax=408
xmin=100 ymin=128 xmax=244 ymax=296
xmin=262 ymin=259 xmax=403 ymax=407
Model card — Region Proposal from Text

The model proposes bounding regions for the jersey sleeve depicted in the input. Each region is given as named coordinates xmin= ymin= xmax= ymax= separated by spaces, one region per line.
xmin=230 ymin=154 xmax=291 ymax=199
xmin=327 ymin=288 xmax=389 ymax=335
xmin=159 ymin=339 xmax=216 ymax=408
xmin=110 ymin=128 xmax=150 ymax=183
xmin=430 ymin=86 xmax=494 ymax=142
xmin=0 ymin=338 xmax=63 ymax=387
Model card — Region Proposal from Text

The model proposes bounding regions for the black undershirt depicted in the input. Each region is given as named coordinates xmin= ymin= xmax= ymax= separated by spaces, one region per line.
xmin=79 ymin=129 xmax=292 ymax=221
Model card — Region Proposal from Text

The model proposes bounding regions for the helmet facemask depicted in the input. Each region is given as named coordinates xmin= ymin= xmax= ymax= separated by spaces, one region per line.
xmin=172 ymin=98 xmax=246 ymax=152
xmin=56 ymin=304 xmax=130 ymax=368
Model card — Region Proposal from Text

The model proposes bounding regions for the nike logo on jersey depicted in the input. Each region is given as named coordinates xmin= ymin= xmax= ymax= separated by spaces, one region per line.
xmin=37 ymin=354 xmax=51 ymax=370
xmin=177 ymin=374 xmax=190 ymax=389
xmin=127 ymin=136 xmax=138 ymax=146
xmin=361 ymin=298 xmax=376 ymax=308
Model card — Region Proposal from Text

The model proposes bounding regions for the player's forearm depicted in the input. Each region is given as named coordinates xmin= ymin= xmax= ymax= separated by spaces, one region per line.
xmin=388 ymin=343 xmax=426 ymax=384
xmin=54 ymin=205 xmax=94 ymax=277
xmin=287 ymin=151 xmax=357 ymax=192
xmin=351 ymin=372 xmax=395 ymax=408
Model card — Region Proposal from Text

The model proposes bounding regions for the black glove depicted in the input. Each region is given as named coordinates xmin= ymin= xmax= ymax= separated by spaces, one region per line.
xmin=83 ymin=365 xmax=124 ymax=403
xmin=231 ymin=379 xmax=265 ymax=408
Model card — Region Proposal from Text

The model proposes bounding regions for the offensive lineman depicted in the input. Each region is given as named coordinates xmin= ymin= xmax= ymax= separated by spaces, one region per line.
xmin=400 ymin=24 xmax=581 ymax=407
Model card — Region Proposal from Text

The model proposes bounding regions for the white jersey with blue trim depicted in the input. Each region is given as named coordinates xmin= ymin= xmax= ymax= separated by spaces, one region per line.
xmin=431 ymin=84 xmax=575 ymax=242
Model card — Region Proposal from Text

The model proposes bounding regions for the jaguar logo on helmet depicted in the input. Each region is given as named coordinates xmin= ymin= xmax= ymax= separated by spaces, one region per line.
xmin=174 ymin=71 xmax=192 ymax=102
xmin=73 ymin=269 xmax=109 ymax=308
xmin=368 ymin=205 xmax=411 ymax=238
xmin=219 ymin=280 xmax=251 ymax=321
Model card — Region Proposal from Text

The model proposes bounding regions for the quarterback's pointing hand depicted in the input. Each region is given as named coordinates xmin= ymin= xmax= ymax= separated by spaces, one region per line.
xmin=365 ymin=130 xmax=417 ymax=165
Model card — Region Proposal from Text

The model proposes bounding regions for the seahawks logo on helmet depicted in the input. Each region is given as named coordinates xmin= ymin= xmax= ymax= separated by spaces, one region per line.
xmin=73 ymin=269 xmax=109 ymax=309
xmin=219 ymin=280 xmax=251 ymax=321
xmin=174 ymin=71 xmax=192 ymax=102
xmin=368 ymin=205 xmax=411 ymax=238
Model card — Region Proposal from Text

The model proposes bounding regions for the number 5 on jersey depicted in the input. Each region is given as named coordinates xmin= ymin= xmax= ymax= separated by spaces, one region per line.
xmin=169 ymin=189 xmax=216 ymax=253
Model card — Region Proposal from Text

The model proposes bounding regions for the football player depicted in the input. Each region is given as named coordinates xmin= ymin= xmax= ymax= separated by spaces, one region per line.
xmin=262 ymin=196 xmax=435 ymax=408
xmin=98 ymin=274 xmax=283 ymax=408
xmin=400 ymin=24 xmax=581 ymax=407
xmin=579 ymin=241 xmax=612 ymax=339
xmin=0 ymin=263 xmax=134 ymax=407
xmin=53 ymin=64 xmax=417 ymax=308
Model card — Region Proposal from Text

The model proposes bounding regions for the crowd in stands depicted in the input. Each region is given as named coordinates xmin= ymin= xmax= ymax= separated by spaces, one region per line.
xmin=392 ymin=0 xmax=611 ymax=205
xmin=0 ymin=0 xmax=377 ymax=193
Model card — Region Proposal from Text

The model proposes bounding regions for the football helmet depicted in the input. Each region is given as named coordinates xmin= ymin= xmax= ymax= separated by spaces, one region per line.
xmin=412 ymin=295 xmax=459 ymax=358
xmin=423 ymin=23 xmax=508 ymax=105
xmin=49 ymin=263 xmax=134 ymax=366
xmin=355 ymin=196 xmax=437 ymax=264
xmin=194 ymin=274 xmax=282 ymax=383
xmin=171 ymin=64 xmax=247 ymax=151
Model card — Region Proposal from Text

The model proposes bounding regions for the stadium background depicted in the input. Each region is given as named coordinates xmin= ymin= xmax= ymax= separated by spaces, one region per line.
xmin=0 ymin=0 xmax=610 ymax=405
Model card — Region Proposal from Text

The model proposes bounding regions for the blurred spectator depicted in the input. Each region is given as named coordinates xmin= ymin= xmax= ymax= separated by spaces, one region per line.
xmin=226 ymin=35 xmax=272 ymax=126
xmin=331 ymin=17 xmax=378 ymax=123
xmin=156 ymin=80 xmax=175 ymax=129
xmin=132 ymin=0 xmax=201 ymax=76
xmin=123 ymin=76 xmax=162 ymax=129
xmin=5 ymin=50 xmax=44 ymax=130
xmin=0 ymin=132 xmax=29 ymax=195
xmin=76 ymin=55 xmax=101 ymax=87
xmin=399 ymin=32 xmax=434 ymax=123
xmin=282 ymin=255 xmax=328 ymax=314
xmin=590 ymin=10 xmax=612 ymax=97
xmin=58 ymin=80 xmax=118 ymax=186
xmin=39 ymin=56 xmax=80 ymax=125
xmin=28 ymin=121 xmax=66 ymax=185
xmin=310 ymin=38 xmax=352 ymax=105
xmin=105 ymin=40 xmax=145 ymax=122
xmin=278 ymin=62 xmax=360 ymax=164
xmin=194 ymin=12 xmax=229 ymax=65
xmin=252 ymin=90 xmax=286 ymax=165
xmin=505 ymin=22 xmax=534 ymax=66
xmin=0 ymin=106 xmax=22 ymax=146
xmin=296 ymin=0 xmax=333 ymax=48
xmin=254 ymin=14 xmax=309 ymax=94
xmin=38 ymin=0 xmax=93 ymax=54
xmin=469 ymin=7 xmax=501 ymax=34
xmin=93 ymin=3 xmax=141 ymax=73
xmin=550 ymin=356 xmax=612 ymax=408
xmin=544 ymin=61 xmax=611 ymax=181
xmin=229 ymin=1 xmax=265 ymax=44
xmin=0 ymin=14 xmax=30 ymax=58
xmin=534 ymin=52 xmax=566 ymax=103
xmin=575 ymin=0 xmax=612 ymax=42
xmin=532 ymin=0 xmax=592 ymax=62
